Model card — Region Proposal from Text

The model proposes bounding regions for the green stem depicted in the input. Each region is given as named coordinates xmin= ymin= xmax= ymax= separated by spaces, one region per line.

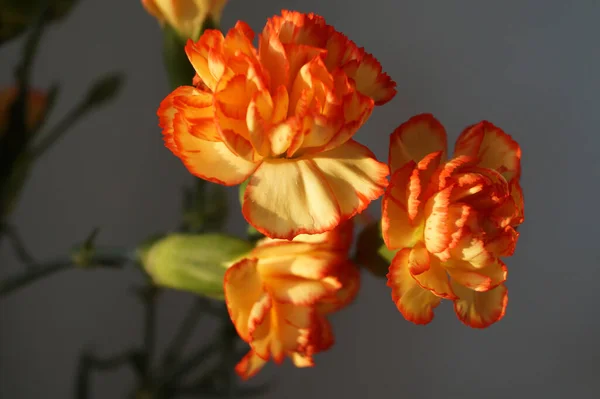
xmin=1 ymin=223 xmax=36 ymax=265
xmin=0 ymin=3 xmax=50 ymax=225
xmin=221 ymin=316 xmax=239 ymax=398
xmin=162 ymin=25 xmax=196 ymax=90
xmin=31 ymin=104 xmax=86 ymax=160
xmin=0 ymin=250 xmax=132 ymax=297
xmin=162 ymin=297 xmax=207 ymax=366
xmin=75 ymin=350 xmax=138 ymax=399
xmin=156 ymin=338 xmax=219 ymax=390
xmin=0 ymin=261 xmax=70 ymax=295
xmin=142 ymin=285 xmax=158 ymax=381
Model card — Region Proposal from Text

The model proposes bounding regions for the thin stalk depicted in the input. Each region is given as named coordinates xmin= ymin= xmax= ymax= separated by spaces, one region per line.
xmin=221 ymin=315 xmax=239 ymax=398
xmin=0 ymin=261 xmax=70 ymax=295
xmin=75 ymin=350 xmax=138 ymax=399
xmin=0 ymin=250 xmax=132 ymax=297
xmin=162 ymin=298 xmax=207 ymax=367
xmin=1 ymin=223 xmax=36 ymax=265
xmin=142 ymin=285 xmax=159 ymax=380
xmin=31 ymin=103 xmax=86 ymax=160
xmin=157 ymin=340 xmax=219 ymax=390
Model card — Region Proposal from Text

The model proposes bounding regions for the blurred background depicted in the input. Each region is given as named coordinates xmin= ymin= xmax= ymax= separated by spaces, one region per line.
xmin=1 ymin=0 xmax=599 ymax=397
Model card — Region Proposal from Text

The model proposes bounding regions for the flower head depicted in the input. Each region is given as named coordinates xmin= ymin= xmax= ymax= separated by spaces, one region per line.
xmin=142 ymin=0 xmax=227 ymax=40
xmin=382 ymin=114 xmax=523 ymax=328
xmin=224 ymin=222 xmax=360 ymax=379
xmin=158 ymin=10 xmax=396 ymax=239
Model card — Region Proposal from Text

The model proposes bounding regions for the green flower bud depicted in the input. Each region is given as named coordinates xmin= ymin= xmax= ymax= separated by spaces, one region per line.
xmin=140 ymin=233 xmax=252 ymax=300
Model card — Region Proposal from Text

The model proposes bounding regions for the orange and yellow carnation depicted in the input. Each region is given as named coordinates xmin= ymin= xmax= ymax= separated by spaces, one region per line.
xmin=158 ymin=10 xmax=396 ymax=239
xmin=0 ymin=87 xmax=47 ymax=136
xmin=382 ymin=114 xmax=524 ymax=328
xmin=224 ymin=222 xmax=360 ymax=379
xmin=142 ymin=0 xmax=228 ymax=40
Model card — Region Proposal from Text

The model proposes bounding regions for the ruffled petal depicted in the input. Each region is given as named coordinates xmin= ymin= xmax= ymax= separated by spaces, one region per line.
xmin=224 ymin=258 xmax=262 ymax=341
xmin=342 ymin=50 xmax=396 ymax=105
xmin=446 ymin=259 xmax=507 ymax=292
xmin=243 ymin=140 xmax=387 ymax=239
xmin=251 ymin=241 xmax=320 ymax=259
xmin=452 ymin=281 xmax=508 ymax=328
xmin=424 ymin=190 xmax=474 ymax=259
xmin=407 ymin=242 xmax=430 ymax=275
xmin=275 ymin=303 xmax=315 ymax=352
xmin=257 ymin=251 xmax=343 ymax=280
xmin=291 ymin=220 xmax=354 ymax=251
xmin=308 ymin=313 xmax=334 ymax=353
xmin=510 ymin=180 xmax=524 ymax=226
xmin=158 ymin=87 xmax=259 ymax=185
xmin=172 ymin=89 xmax=219 ymax=141
xmin=291 ymin=352 xmax=315 ymax=367
xmin=407 ymin=151 xmax=444 ymax=220
xmin=264 ymin=274 xmax=341 ymax=305
xmin=242 ymin=158 xmax=341 ymax=239
xmin=382 ymin=161 xmax=421 ymax=250
xmin=170 ymin=113 xmax=259 ymax=185
xmin=319 ymin=91 xmax=374 ymax=152
xmin=388 ymin=114 xmax=448 ymax=174
xmin=318 ymin=261 xmax=361 ymax=314
xmin=235 ymin=350 xmax=268 ymax=380
xmin=409 ymin=249 xmax=457 ymax=300
xmin=490 ymin=180 xmax=524 ymax=228
xmin=185 ymin=31 xmax=225 ymax=91
xmin=258 ymin=23 xmax=289 ymax=90
xmin=250 ymin=301 xmax=314 ymax=363
xmin=386 ymin=249 xmax=441 ymax=324
xmin=454 ymin=121 xmax=521 ymax=182
xmin=310 ymin=139 xmax=389 ymax=217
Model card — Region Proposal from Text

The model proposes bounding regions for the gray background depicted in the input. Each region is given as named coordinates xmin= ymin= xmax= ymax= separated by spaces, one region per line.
xmin=1 ymin=0 xmax=598 ymax=398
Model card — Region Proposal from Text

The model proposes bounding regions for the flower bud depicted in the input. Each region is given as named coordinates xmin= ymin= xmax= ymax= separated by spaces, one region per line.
xmin=141 ymin=0 xmax=227 ymax=41
xmin=139 ymin=233 xmax=252 ymax=299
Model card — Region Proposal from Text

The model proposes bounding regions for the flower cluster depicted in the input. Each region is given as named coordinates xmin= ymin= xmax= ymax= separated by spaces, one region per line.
xmin=151 ymin=8 xmax=524 ymax=379
xmin=158 ymin=10 xmax=395 ymax=239
xmin=383 ymin=114 xmax=523 ymax=327
xmin=224 ymin=222 xmax=358 ymax=379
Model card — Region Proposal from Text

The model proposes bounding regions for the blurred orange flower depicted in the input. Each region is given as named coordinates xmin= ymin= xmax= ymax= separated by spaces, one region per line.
xmin=158 ymin=10 xmax=396 ymax=239
xmin=142 ymin=0 xmax=227 ymax=40
xmin=224 ymin=222 xmax=360 ymax=379
xmin=0 ymin=87 xmax=47 ymax=136
xmin=382 ymin=114 xmax=523 ymax=328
